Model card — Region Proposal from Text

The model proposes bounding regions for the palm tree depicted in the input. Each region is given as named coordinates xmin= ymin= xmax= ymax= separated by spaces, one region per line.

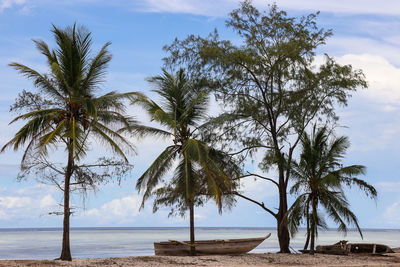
xmin=1 ymin=24 xmax=137 ymax=261
xmin=133 ymin=69 xmax=240 ymax=256
xmin=288 ymin=126 xmax=377 ymax=254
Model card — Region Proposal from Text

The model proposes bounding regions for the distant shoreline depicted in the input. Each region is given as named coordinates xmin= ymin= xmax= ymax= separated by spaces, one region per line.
xmin=1 ymin=226 xmax=400 ymax=231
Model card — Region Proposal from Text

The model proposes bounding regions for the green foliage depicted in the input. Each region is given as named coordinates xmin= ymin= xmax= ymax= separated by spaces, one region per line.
xmin=164 ymin=2 xmax=367 ymax=164
xmin=134 ymin=68 xmax=241 ymax=216
xmin=2 ymin=23 xmax=139 ymax=232
xmin=18 ymin=154 xmax=133 ymax=195
xmin=2 ymin=24 xmax=140 ymax=260
xmin=288 ymin=126 xmax=377 ymax=251
xmin=2 ymin=24 xmax=137 ymax=163
xmin=162 ymin=1 xmax=368 ymax=251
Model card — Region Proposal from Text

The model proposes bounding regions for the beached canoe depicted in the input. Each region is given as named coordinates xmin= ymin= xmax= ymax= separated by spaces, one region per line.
xmin=154 ymin=233 xmax=271 ymax=256
xmin=347 ymin=243 xmax=394 ymax=254
xmin=315 ymin=241 xmax=394 ymax=255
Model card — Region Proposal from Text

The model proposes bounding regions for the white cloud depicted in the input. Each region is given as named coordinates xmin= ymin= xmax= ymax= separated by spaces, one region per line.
xmin=0 ymin=0 xmax=27 ymax=12
xmin=327 ymin=37 xmax=400 ymax=65
xmin=0 ymin=196 xmax=31 ymax=209
xmin=102 ymin=196 xmax=141 ymax=217
xmin=194 ymin=213 xmax=203 ymax=219
xmin=270 ymin=0 xmax=400 ymax=16
xmin=135 ymin=0 xmax=232 ymax=16
xmin=383 ymin=201 xmax=400 ymax=225
xmin=16 ymin=184 xmax=58 ymax=196
xmin=240 ymin=175 xmax=278 ymax=200
xmin=135 ymin=0 xmax=400 ymax=17
xmin=4 ymin=0 xmax=400 ymax=17
xmin=40 ymin=194 xmax=57 ymax=209
xmin=84 ymin=196 xmax=142 ymax=223
xmin=376 ymin=182 xmax=400 ymax=193
xmin=0 ymin=195 xmax=57 ymax=220
xmin=334 ymin=54 xmax=400 ymax=105
xmin=0 ymin=184 xmax=59 ymax=221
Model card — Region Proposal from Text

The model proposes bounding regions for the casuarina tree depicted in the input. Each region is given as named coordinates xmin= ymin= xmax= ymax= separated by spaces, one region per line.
xmin=162 ymin=1 xmax=367 ymax=252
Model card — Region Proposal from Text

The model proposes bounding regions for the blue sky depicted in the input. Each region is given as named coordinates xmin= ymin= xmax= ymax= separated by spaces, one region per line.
xmin=0 ymin=0 xmax=400 ymax=230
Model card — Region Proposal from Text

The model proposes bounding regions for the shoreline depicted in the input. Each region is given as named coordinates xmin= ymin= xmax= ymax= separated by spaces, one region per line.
xmin=1 ymin=252 xmax=400 ymax=267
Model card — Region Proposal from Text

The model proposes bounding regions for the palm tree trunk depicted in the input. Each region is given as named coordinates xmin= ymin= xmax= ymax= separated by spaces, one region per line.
xmin=310 ymin=198 xmax=317 ymax=255
xmin=304 ymin=204 xmax=310 ymax=251
xmin=60 ymin=149 xmax=73 ymax=261
xmin=189 ymin=200 xmax=196 ymax=256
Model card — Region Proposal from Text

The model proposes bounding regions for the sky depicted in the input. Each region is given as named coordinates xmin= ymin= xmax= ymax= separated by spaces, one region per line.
xmin=0 ymin=0 xmax=400 ymax=231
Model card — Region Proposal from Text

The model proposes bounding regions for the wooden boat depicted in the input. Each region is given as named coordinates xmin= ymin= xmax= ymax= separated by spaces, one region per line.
xmin=315 ymin=240 xmax=394 ymax=255
xmin=316 ymin=240 xmax=349 ymax=255
xmin=347 ymin=243 xmax=394 ymax=254
xmin=154 ymin=233 xmax=271 ymax=256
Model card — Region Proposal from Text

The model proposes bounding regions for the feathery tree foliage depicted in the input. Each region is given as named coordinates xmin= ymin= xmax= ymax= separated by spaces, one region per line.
xmin=163 ymin=1 xmax=367 ymax=252
xmin=133 ymin=69 xmax=240 ymax=256
xmin=288 ymin=126 xmax=377 ymax=254
xmin=2 ymin=24 xmax=137 ymax=261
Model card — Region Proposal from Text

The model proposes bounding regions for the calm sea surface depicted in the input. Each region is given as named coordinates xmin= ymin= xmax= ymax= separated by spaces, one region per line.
xmin=0 ymin=227 xmax=399 ymax=259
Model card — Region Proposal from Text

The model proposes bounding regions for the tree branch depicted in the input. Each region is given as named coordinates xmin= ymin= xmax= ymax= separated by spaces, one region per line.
xmin=233 ymin=192 xmax=277 ymax=218
xmin=234 ymin=172 xmax=279 ymax=187
xmin=229 ymin=145 xmax=272 ymax=156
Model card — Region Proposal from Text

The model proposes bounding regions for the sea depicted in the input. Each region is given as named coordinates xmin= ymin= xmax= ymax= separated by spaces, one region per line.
xmin=0 ymin=227 xmax=399 ymax=260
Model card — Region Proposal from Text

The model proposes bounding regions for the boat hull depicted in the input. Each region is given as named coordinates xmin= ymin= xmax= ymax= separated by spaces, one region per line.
xmin=154 ymin=234 xmax=271 ymax=256
xmin=316 ymin=242 xmax=394 ymax=255
xmin=348 ymin=243 xmax=394 ymax=254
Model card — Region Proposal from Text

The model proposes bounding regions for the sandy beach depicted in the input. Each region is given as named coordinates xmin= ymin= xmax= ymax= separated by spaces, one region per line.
xmin=1 ymin=252 xmax=400 ymax=267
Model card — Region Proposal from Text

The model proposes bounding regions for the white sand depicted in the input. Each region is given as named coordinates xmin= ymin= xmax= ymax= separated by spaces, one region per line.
xmin=1 ymin=252 xmax=400 ymax=267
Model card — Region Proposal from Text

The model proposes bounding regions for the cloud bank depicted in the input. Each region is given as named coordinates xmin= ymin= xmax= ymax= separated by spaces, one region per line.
xmin=0 ymin=184 xmax=58 ymax=221
xmin=84 ymin=196 xmax=142 ymax=224
xmin=335 ymin=54 xmax=400 ymax=106
xmin=3 ymin=0 xmax=400 ymax=17
xmin=136 ymin=0 xmax=400 ymax=16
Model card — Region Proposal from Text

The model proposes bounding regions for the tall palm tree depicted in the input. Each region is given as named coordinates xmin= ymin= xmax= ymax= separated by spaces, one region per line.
xmin=288 ymin=126 xmax=377 ymax=254
xmin=1 ymin=24 xmax=137 ymax=261
xmin=133 ymin=69 xmax=240 ymax=256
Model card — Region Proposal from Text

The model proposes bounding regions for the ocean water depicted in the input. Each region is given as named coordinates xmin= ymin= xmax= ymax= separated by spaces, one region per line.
xmin=0 ymin=227 xmax=399 ymax=260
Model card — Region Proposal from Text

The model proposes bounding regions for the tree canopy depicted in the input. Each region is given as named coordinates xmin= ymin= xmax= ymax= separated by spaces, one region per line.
xmin=288 ymin=126 xmax=377 ymax=254
xmin=133 ymin=68 xmax=241 ymax=255
xmin=163 ymin=1 xmax=368 ymax=252
xmin=2 ymin=24 xmax=137 ymax=261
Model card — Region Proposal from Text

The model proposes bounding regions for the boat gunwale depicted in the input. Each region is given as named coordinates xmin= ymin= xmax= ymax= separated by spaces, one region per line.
xmin=154 ymin=234 xmax=270 ymax=245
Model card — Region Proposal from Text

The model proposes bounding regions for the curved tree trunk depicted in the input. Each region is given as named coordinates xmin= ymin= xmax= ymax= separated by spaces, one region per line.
xmin=277 ymin=210 xmax=290 ymax=253
xmin=310 ymin=198 xmax=317 ymax=255
xmin=189 ymin=200 xmax=196 ymax=256
xmin=277 ymin=168 xmax=290 ymax=253
xmin=304 ymin=204 xmax=310 ymax=250
xmin=60 ymin=149 xmax=74 ymax=261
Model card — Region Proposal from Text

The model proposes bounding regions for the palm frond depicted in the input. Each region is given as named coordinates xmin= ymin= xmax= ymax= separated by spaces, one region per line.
xmin=136 ymin=146 xmax=178 ymax=208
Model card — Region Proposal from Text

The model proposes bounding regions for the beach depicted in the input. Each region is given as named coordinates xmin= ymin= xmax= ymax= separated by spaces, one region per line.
xmin=1 ymin=228 xmax=400 ymax=266
xmin=3 ymin=228 xmax=400 ymax=260
xmin=1 ymin=252 xmax=400 ymax=266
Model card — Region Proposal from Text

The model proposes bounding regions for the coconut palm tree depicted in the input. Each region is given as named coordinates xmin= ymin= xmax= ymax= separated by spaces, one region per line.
xmin=2 ymin=24 xmax=137 ymax=261
xmin=133 ymin=68 xmax=240 ymax=256
xmin=288 ymin=126 xmax=377 ymax=254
